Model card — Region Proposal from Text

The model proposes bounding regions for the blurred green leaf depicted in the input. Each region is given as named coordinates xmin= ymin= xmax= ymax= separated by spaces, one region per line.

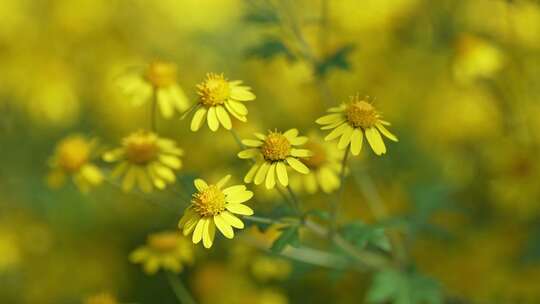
xmin=245 ymin=38 xmax=296 ymax=62
xmin=316 ymin=44 xmax=355 ymax=76
xmin=367 ymin=269 xmax=443 ymax=304
xmin=341 ymin=220 xmax=391 ymax=252
xmin=270 ymin=225 xmax=299 ymax=253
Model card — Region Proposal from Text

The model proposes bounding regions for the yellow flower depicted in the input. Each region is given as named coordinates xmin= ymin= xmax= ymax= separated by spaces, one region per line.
xmin=117 ymin=60 xmax=189 ymax=118
xmin=83 ymin=292 xmax=118 ymax=304
xmin=316 ymin=95 xmax=398 ymax=156
xmin=291 ymin=133 xmax=342 ymax=194
xmin=103 ymin=130 xmax=183 ymax=192
xmin=47 ymin=135 xmax=103 ymax=192
xmin=238 ymin=129 xmax=311 ymax=189
xmin=178 ymin=175 xmax=254 ymax=249
xmin=190 ymin=73 xmax=255 ymax=132
xmin=129 ymin=231 xmax=194 ymax=275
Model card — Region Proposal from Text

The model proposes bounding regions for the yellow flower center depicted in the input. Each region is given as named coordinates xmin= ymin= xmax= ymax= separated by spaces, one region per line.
xmin=192 ymin=185 xmax=226 ymax=217
xmin=148 ymin=232 xmax=179 ymax=252
xmin=346 ymin=99 xmax=378 ymax=128
xmin=123 ymin=131 xmax=159 ymax=165
xmin=302 ymin=142 xmax=327 ymax=169
xmin=197 ymin=73 xmax=230 ymax=106
xmin=261 ymin=132 xmax=291 ymax=162
xmin=145 ymin=61 xmax=177 ymax=88
xmin=84 ymin=293 xmax=118 ymax=304
xmin=57 ymin=137 xmax=90 ymax=172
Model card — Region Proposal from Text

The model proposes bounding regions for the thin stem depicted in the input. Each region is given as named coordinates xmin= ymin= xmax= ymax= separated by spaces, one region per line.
xmin=286 ymin=185 xmax=302 ymax=215
xmin=330 ymin=147 xmax=350 ymax=233
xmin=244 ymin=215 xmax=298 ymax=226
xmin=230 ymin=129 xmax=245 ymax=150
xmin=166 ymin=272 xmax=197 ymax=304
xmin=150 ymin=86 xmax=158 ymax=132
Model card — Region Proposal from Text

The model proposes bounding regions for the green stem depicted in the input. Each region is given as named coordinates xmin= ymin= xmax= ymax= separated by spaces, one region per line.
xmin=331 ymin=147 xmax=350 ymax=233
xmin=150 ymin=86 xmax=158 ymax=132
xmin=166 ymin=272 xmax=197 ymax=304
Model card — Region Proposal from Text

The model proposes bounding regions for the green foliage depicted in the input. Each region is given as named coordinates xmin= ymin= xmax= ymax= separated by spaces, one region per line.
xmin=245 ymin=38 xmax=297 ymax=62
xmin=270 ymin=225 xmax=300 ymax=253
xmin=367 ymin=269 xmax=443 ymax=304
xmin=341 ymin=220 xmax=391 ymax=252
xmin=316 ymin=44 xmax=355 ymax=77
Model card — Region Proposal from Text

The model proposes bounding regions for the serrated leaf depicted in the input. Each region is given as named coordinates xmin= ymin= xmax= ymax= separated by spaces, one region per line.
xmin=270 ymin=225 xmax=299 ymax=253
xmin=245 ymin=38 xmax=296 ymax=62
xmin=367 ymin=269 xmax=443 ymax=304
xmin=316 ymin=44 xmax=355 ymax=76
xmin=341 ymin=220 xmax=392 ymax=252
xmin=306 ymin=209 xmax=330 ymax=221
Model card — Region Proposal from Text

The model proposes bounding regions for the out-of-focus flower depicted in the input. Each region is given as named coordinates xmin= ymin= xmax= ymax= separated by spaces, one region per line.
xmin=117 ymin=61 xmax=189 ymax=119
xmin=316 ymin=95 xmax=397 ymax=156
xmin=0 ymin=230 xmax=21 ymax=272
xmin=103 ymin=130 xmax=183 ymax=192
xmin=83 ymin=292 xmax=118 ymax=304
xmin=291 ymin=133 xmax=342 ymax=194
xmin=251 ymin=256 xmax=291 ymax=282
xmin=238 ymin=129 xmax=311 ymax=189
xmin=178 ymin=175 xmax=254 ymax=249
xmin=47 ymin=135 xmax=103 ymax=193
xmin=130 ymin=231 xmax=194 ymax=275
xmin=453 ymin=34 xmax=504 ymax=83
xmin=190 ymin=73 xmax=255 ymax=132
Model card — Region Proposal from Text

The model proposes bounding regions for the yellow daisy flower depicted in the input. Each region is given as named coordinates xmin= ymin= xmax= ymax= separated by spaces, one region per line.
xmin=292 ymin=133 xmax=342 ymax=194
xmin=316 ymin=95 xmax=398 ymax=156
xmin=238 ymin=129 xmax=312 ymax=189
xmin=83 ymin=292 xmax=118 ymax=304
xmin=47 ymin=135 xmax=103 ymax=193
xmin=103 ymin=130 xmax=183 ymax=192
xmin=190 ymin=73 xmax=255 ymax=132
xmin=178 ymin=175 xmax=254 ymax=249
xmin=129 ymin=231 xmax=194 ymax=275
xmin=117 ymin=60 xmax=189 ymax=118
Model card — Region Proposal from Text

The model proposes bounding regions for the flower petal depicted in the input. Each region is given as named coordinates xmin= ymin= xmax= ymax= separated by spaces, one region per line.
xmin=238 ymin=149 xmax=259 ymax=159
xmin=365 ymin=127 xmax=387 ymax=155
xmin=192 ymin=218 xmax=206 ymax=244
xmin=227 ymin=190 xmax=254 ymax=203
xmin=194 ymin=178 xmax=208 ymax=191
xmin=217 ymin=174 xmax=231 ymax=188
xmin=221 ymin=211 xmax=244 ymax=229
xmin=203 ymin=219 xmax=215 ymax=248
xmin=376 ymin=122 xmax=398 ymax=142
xmin=316 ymin=113 xmax=344 ymax=125
xmin=226 ymin=203 xmax=254 ymax=215
xmin=190 ymin=107 xmax=207 ymax=132
xmin=244 ymin=163 xmax=259 ymax=183
xmin=226 ymin=100 xmax=248 ymax=115
xmin=286 ymin=157 xmax=310 ymax=174
xmin=350 ymin=128 xmax=363 ymax=156
xmin=214 ymin=214 xmax=234 ymax=239
xmin=324 ymin=123 xmax=350 ymax=141
xmin=265 ymin=163 xmax=277 ymax=189
xmin=276 ymin=162 xmax=289 ymax=186
xmin=254 ymin=162 xmax=270 ymax=185
xmin=290 ymin=149 xmax=312 ymax=157
xmin=207 ymin=106 xmax=219 ymax=131
xmin=230 ymin=86 xmax=255 ymax=101
xmin=216 ymin=105 xmax=232 ymax=130
xmin=242 ymin=139 xmax=263 ymax=147
xmin=338 ymin=127 xmax=354 ymax=149
xmin=283 ymin=128 xmax=299 ymax=141
xmin=223 ymin=185 xmax=247 ymax=196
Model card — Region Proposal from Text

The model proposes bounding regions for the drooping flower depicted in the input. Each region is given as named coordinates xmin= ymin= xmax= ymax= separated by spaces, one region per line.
xmin=117 ymin=60 xmax=189 ymax=118
xmin=291 ymin=132 xmax=342 ymax=194
xmin=103 ymin=130 xmax=183 ymax=192
xmin=316 ymin=95 xmax=398 ymax=156
xmin=178 ymin=175 xmax=254 ymax=249
xmin=238 ymin=129 xmax=312 ymax=189
xmin=47 ymin=135 xmax=103 ymax=192
xmin=190 ymin=73 xmax=255 ymax=132
xmin=129 ymin=231 xmax=194 ymax=275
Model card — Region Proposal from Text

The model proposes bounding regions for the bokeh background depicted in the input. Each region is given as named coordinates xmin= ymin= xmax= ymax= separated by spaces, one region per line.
xmin=1 ymin=0 xmax=540 ymax=303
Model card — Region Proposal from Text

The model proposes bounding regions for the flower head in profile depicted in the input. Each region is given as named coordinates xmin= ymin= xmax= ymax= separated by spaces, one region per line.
xmin=103 ymin=130 xmax=183 ymax=192
xmin=129 ymin=231 xmax=194 ymax=275
xmin=238 ymin=129 xmax=312 ymax=189
xmin=291 ymin=133 xmax=342 ymax=194
xmin=83 ymin=292 xmax=118 ymax=304
xmin=316 ymin=95 xmax=398 ymax=156
xmin=178 ymin=175 xmax=254 ymax=249
xmin=117 ymin=60 xmax=189 ymax=118
xmin=47 ymin=135 xmax=103 ymax=193
xmin=190 ymin=73 xmax=255 ymax=132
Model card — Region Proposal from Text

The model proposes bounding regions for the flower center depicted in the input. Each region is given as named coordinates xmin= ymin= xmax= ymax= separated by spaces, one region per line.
xmin=261 ymin=132 xmax=291 ymax=162
xmin=145 ymin=61 xmax=177 ymax=88
xmin=57 ymin=137 xmax=90 ymax=172
xmin=192 ymin=185 xmax=226 ymax=217
xmin=148 ymin=232 xmax=180 ymax=252
xmin=197 ymin=73 xmax=230 ymax=106
xmin=302 ymin=142 xmax=327 ymax=169
xmin=123 ymin=131 xmax=159 ymax=165
xmin=346 ymin=100 xmax=378 ymax=128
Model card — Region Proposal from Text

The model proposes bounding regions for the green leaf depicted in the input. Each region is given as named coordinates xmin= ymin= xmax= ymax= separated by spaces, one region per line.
xmin=305 ymin=209 xmax=330 ymax=221
xmin=367 ymin=269 xmax=443 ymax=304
xmin=316 ymin=44 xmax=355 ymax=77
xmin=270 ymin=225 xmax=299 ymax=253
xmin=245 ymin=38 xmax=296 ymax=62
xmin=341 ymin=220 xmax=391 ymax=252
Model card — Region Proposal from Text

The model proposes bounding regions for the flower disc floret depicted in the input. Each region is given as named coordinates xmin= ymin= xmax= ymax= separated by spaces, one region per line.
xmin=197 ymin=73 xmax=230 ymax=106
xmin=57 ymin=136 xmax=91 ymax=172
xmin=346 ymin=100 xmax=378 ymax=128
xmin=261 ymin=132 xmax=291 ymax=162
xmin=145 ymin=61 xmax=177 ymax=88
xmin=123 ymin=131 xmax=159 ymax=165
xmin=192 ymin=185 xmax=226 ymax=217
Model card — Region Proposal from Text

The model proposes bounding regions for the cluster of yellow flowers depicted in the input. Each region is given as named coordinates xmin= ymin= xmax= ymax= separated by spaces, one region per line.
xmin=47 ymin=60 xmax=397 ymax=276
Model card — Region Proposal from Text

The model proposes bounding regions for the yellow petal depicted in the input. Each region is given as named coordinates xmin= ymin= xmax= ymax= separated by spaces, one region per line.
xmin=157 ymin=89 xmax=174 ymax=118
xmin=324 ymin=123 xmax=350 ymax=141
xmin=290 ymin=149 xmax=312 ymax=157
xmin=216 ymin=105 xmax=232 ymax=130
xmin=350 ymin=128 xmax=363 ymax=156
xmin=286 ymin=157 xmax=310 ymax=174
xmin=194 ymin=178 xmax=208 ymax=191
xmin=283 ymin=128 xmax=299 ymax=141
xmin=254 ymin=162 xmax=270 ymax=185
xmin=242 ymin=139 xmax=263 ymax=147
xmin=226 ymin=203 xmax=254 ymax=215
xmin=230 ymin=86 xmax=255 ymax=101
xmin=226 ymin=190 xmax=254 ymax=203
xmin=238 ymin=149 xmax=259 ymax=159
xmin=207 ymin=106 xmax=219 ymax=131
xmin=265 ymin=163 xmax=277 ymax=189
xmin=169 ymin=85 xmax=190 ymax=111
xmin=244 ymin=163 xmax=259 ymax=183
xmin=290 ymin=136 xmax=308 ymax=145
xmin=226 ymin=100 xmax=248 ymax=115
xmin=304 ymin=173 xmax=318 ymax=194
xmin=221 ymin=211 xmax=244 ymax=229
xmin=365 ymin=127 xmax=387 ymax=155
xmin=182 ymin=213 xmax=200 ymax=236
xmin=224 ymin=101 xmax=247 ymax=122
xmin=338 ymin=127 xmax=354 ymax=149
xmin=217 ymin=174 xmax=231 ymax=188
xmin=190 ymin=107 xmax=207 ymax=132
xmin=276 ymin=162 xmax=288 ymax=186
xmin=136 ymin=168 xmax=152 ymax=193
xmin=223 ymin=185 xmax=247 ymax=196
xmin=316 ymin=113 xmax=344 ymax=125
xmin=214 ymin=214 xmax=234 ymax=239
xmin=203 ymin=219 xmax=215 ymax=249
xmin=159 ymin=155 xmax=182 ymax=169
xmin=122 ymin=166 xmax=137 ymax=192
xmin=192 ymin=218 xmax=206 ymax=244
xmin=376 ymin=122 xmax=398 ymax=142
xmin=254 ymin=133 xmax=266 ymax=140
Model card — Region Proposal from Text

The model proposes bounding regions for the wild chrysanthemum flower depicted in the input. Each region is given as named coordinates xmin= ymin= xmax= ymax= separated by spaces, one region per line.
xmin=238 ymin=129 xmax=311 ymax=189
xmin=291 ymin=133 xmax=342 ymax=194
xmin=117 ymin=60 xmax=189 ymax=118
xmin=47 ymin=135 xmax=103 ymax=192
xmin=103 ymin=130 xmax=183 ymax=192
xmin=83 ymin=292 xmax=118 ymax=304
xmin=129 ymin=231 xmax=194 ymax=275
xmin=316 ymin=95 xmax=398 ymax=156
xmin=190 ymin=73 xmax=255 ymax=132
xmin=178 ymin=175 xmax=254 ymax=249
